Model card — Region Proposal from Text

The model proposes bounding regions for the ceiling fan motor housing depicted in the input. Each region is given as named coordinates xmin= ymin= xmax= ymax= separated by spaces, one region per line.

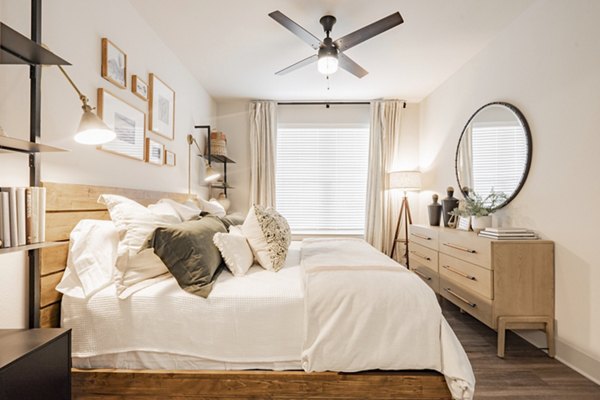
xmin=319 ymin=37 xmax=338 ymax=58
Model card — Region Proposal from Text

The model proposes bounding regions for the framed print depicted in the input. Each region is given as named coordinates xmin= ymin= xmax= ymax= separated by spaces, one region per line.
xmin=149 ymin=73 xmax=175 ymax=140
xmin=97 ymin=89 xmax=145 ymax=160
xmin=457 ymin=216 xmax=471 ymax=231
xmin=132 ymin=75 xmax=148 ymax=101
xmin=165 ymin=150 xmax=176 ymax=166
xmin=101 ymin=38 xmax=127 ymax=89
xmin=146 ymin=138 xmax=165 ymax=165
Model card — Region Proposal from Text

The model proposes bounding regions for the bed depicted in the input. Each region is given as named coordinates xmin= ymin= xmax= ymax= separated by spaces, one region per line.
xmin=38 ymin=182 xmax=474 ymax=399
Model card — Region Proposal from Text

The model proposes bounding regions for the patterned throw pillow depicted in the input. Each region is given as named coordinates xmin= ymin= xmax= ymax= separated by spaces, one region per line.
xmin=242 ymin=205 xmax=291 ymax=272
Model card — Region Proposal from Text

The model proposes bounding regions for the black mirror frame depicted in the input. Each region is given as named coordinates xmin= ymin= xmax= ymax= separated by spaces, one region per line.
xmin=454 ymin=101 xmax=532 ymax=210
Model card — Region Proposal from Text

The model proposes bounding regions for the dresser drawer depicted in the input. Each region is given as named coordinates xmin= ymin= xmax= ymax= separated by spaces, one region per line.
xmin=440 ymin=277 xmax=493 ymax=327
xmin=412 ymin=265 xmax=439 ymax=294
xmin=408 ymin=242 xmax=438 ymax=271
xmin=409 ymin=225 xmax=438 ymax=251
xmin=439 ymin=253 xmax=493 ymax=299
xmin=439 ymin=230 xmax=491 ymax=268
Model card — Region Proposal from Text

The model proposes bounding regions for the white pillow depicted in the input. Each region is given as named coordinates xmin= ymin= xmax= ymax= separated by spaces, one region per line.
xmin=213 ymin=232 xmax=253 ymax=277
xmin=229 ymin=225 xmax=244 ymax=235
xmin=197 ymin=197 xmax=226 ymax=217
xmin=56 ymin=219 xmax=119 ymax=298
xmin=115 ymin=248 xmax=170 ymax=299
xmin=147 ymin=202 xmax=183 ymax=222
xmin=98 ymin=194 xmax=180 ymax=267
xmin=158 ymin=198 xmax=201 ymax=221
xmin=242 ymin=205 xmax=291 ymax=272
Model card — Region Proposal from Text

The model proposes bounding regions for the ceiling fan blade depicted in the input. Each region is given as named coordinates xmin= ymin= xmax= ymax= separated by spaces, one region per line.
xmin=275 ymin=54 xmax=318 ymax=75
xmin=269 ymin=11 xmax=321 ymax=50
xmin=334 ymin=12 xmax=403 ymax=52
xmin=338 ymin=53 xmax=368 ymax=78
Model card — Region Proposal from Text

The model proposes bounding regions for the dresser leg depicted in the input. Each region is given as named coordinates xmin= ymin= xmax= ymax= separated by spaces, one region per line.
xmin=497 ymin=317 xmax=507 ymax=358
xmin=545 ymin=317 xmax=555 ymax=358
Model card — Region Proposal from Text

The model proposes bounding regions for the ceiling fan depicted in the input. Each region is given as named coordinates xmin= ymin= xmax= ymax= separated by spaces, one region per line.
xmin=268 ymin=10 xmax=404 ymax=78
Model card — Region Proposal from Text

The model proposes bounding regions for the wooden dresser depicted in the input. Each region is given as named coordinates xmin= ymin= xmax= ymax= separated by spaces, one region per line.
xmin=408 ymin=224 xmax=555 ymax=357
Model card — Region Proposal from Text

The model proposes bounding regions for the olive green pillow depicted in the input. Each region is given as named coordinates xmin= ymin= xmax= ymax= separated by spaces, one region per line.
xmin=144 ymin=216 xmax=227 ymax=298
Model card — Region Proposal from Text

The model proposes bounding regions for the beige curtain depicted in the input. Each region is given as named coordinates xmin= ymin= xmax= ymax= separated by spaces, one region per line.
xmin=364 ymin=100 xmax=404 ymax=255
xmin=249 ymin=101 xmax=277 ymax=207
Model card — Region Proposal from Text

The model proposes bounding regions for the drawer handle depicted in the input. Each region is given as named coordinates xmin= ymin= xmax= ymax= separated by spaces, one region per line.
xmin=442 ymin=264 xmax=477 ymax=281
xmin=410 ymin=250 xmax=431 ymax=261
xmin=414 ymin=269 xmax=432 ymax=281
xmin=443 ymin=242 xmax=477 ymax=254
xmin=444 ymin=288 xmax=477 ymax=308
xmin=412 ymin=233 xmax=432 ymax=240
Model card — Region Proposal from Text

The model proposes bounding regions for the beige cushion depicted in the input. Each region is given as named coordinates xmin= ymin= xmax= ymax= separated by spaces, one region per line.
xmin=241 ymin=205 xmax=291 ymax=272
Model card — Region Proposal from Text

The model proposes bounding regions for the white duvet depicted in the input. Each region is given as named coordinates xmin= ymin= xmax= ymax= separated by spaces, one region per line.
xmin=300 ymin=238 xmax=475 ymax=400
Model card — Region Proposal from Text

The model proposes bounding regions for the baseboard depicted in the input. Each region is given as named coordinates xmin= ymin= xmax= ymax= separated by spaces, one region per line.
xmin=516 ymin=330 xmax=600 ymax=385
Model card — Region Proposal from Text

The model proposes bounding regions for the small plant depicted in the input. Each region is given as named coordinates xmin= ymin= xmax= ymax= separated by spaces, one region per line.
xmin=450 ymin=189 xmax=507 ymax=217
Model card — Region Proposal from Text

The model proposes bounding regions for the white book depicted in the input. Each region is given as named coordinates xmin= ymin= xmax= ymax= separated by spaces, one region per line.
xmin=16 ymin=187 xmax=27 ymax=246
xmin=484 ymin=227 xmax=530 ymax=233
xmin=481 ymin=231 xmax=536 ymax=237
xmin=0 ymin=192 xmax=10 ymax=247
xmin=479 ymin=232 xmax=538 ymax=240
xmin=25 ymin=187 xmax=33 ymax=245
xmin=31 ymin=187 xmax=39 ymax=244
xmin=1 ymin=188 xmax=19 ymax=246
xmin=38 ymin=187 xmax=46 ymax=243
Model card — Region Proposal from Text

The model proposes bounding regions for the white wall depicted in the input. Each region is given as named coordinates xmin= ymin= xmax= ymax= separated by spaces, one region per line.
xmin=215 ymin=101 xmax=420 ymax=216
xmin=418 ymin=0 xmax=600 ymax=382
xmin=0 ymin=0 xmax=216 ymax=328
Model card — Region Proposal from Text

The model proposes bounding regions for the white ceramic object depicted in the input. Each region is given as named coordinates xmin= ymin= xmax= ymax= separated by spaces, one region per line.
xmin=471 ymin=215 xmax=492 ymax=233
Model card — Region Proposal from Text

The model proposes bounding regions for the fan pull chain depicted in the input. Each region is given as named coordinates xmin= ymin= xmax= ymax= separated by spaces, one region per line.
xmin=326 ymin=75 xmax=330 ymax=91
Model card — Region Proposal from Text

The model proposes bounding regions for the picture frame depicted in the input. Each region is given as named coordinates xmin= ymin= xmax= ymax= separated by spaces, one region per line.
xmin=148 ymin=73 xmax=175 ymax=140
xmin=101 ymin=38 xmax=127 ymax=89
xmin=132 ymin=75 xmax=148 ymax=101
xmin=97 ymin=89 xmax=146 ymax=160
xmin=146 ymin=138 xmax=165 ymax=165
xmin=457 ymin=216 xmax=472 ymax=231
xmin=164 ymin=150 xmax=176 ymax=166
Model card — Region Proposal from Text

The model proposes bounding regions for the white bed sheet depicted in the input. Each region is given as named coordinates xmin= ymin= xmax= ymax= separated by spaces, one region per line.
xmin=63 ymin=242 xmax=304 ymax=369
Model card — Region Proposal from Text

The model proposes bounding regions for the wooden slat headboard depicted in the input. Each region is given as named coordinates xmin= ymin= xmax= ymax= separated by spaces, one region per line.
xmin=39 ymin=182 xmax=192 ymax=328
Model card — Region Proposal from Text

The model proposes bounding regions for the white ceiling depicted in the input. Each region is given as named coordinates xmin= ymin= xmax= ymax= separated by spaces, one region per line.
xmin=128 ymin=0 xmax=534 ymax=102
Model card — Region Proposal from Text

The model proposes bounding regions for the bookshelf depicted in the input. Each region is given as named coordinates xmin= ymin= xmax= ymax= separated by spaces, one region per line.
xmin=1 ymin=2 xmax=71 ymax=328
xmin=0 ymin=241 xmax=63 ymax=256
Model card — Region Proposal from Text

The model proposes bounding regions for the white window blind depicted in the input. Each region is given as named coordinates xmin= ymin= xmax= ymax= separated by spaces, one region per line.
xmin=276 ymin=126 xmax=369 ymax=234
xmin=471 ymin=123 xmax=528 ymax=198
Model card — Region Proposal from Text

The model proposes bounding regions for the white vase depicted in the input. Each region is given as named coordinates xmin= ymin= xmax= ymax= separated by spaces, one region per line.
xmin=471 ymin=215 xmax=492 ymax=233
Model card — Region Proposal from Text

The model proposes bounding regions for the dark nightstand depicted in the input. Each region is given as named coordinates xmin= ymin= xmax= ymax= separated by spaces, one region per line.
xmin=0 ymin=329 xmax=71 ymax=400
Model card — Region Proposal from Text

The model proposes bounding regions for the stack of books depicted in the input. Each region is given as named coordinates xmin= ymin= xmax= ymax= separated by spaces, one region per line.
xmin=0 ymin=187 xmax=46 ymax=248
xmin=478 ymin=227 xmax=538 ymax=240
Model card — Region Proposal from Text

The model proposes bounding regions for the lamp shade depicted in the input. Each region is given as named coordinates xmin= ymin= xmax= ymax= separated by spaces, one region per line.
xmin=204 ymin=164 xmax=220 ymax=182
xmin=389 ymin=171 xmax=422 ymax=191
xmin=74 ymin=108 xmax=116 ymax=145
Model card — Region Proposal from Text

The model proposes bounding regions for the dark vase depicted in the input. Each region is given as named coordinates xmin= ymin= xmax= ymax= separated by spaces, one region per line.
xmin=442 ymin=186 xmax=459 ymax=227
xmin=428 ymin=194 xmax=442 ymax=226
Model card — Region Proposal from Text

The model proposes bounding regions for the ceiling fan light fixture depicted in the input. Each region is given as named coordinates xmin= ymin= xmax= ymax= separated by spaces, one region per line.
xmin=317 ymin=45 xmax=339 ymax=75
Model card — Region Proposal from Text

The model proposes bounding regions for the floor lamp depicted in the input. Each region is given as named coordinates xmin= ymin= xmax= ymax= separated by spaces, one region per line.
xmin=389 ymin=171 xmax=422 ymax=267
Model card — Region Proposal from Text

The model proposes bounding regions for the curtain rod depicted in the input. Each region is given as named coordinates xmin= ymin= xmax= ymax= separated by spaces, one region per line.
xmin=277 ymin=101 xmax=406 ymax=108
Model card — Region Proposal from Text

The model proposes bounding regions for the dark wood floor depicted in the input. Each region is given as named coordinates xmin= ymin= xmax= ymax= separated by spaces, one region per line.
xmin=442 ymin=299 xmax=600 ymax=399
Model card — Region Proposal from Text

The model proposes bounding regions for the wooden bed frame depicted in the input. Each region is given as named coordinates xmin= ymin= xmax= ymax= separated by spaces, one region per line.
xmin=39 ymin=181 xmax=452 ymax=400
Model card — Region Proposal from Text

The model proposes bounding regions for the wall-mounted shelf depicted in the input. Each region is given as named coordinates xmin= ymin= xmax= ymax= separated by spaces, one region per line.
xmin=194 ymin=125 xmax=235 ymax=196
xmin=0 ymin=22 xmax=70 ymax=65
xmin=0 ymin=241 xmax=64 ymax=256
xmin=210 ymin=184 xmax=235 ymax=190
xmin=0 ymin=135 xmax=66 ymax=154
xmin=204 ymin=154 xmax=236 ymax=164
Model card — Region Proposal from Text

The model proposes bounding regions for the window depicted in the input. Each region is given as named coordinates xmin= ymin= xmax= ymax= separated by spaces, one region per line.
xmin=276 ymin=126 xmax=369 ymax=234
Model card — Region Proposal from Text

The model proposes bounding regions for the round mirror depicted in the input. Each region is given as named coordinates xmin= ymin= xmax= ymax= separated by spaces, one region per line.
xmin=455 ymin=102 xmax=531 ymax=209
